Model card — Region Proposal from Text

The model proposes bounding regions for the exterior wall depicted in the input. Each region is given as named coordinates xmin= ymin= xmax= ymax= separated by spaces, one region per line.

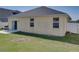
xmin=8 ymin=14 xmax=68 ymax=36
xmin=8 ymin=17 xmax=19 ymax=30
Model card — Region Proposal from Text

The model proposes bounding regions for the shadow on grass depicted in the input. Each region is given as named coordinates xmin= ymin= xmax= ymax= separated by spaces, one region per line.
xmin=13 ymin=31 xmax=79 ymax=45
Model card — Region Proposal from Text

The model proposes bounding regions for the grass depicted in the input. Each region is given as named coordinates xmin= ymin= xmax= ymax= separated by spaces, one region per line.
xmin=0 ymin=32 xmax=79 ymax=51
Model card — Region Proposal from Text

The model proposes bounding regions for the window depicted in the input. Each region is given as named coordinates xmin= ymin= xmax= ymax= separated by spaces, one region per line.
xmin=53 ymin=17 xmax=59 ymax=28
xmin=30 ymin=18 xmax=34 ymax=27
xmin=30 ymin=23 xmax=34 ymax=27
xmin=30 ymin=18 xmax=34 ymax=21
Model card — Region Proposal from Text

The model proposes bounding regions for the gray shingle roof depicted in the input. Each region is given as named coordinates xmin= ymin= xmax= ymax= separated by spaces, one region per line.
xmin=0 ymin=8 xmax=20 ymax=22
xmin=11 ymin=6 xmax=68 ymax=17
xmin=0 ymin=18 xmax=8 ymax=22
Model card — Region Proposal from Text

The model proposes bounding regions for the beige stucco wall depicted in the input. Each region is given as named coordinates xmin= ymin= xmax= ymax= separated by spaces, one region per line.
xmin=8 ymin=14 xmax=68 ymax=36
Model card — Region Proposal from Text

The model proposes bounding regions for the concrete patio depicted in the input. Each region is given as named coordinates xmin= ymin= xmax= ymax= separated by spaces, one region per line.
xmin=0 ymin=30 xmax=18 ymax=34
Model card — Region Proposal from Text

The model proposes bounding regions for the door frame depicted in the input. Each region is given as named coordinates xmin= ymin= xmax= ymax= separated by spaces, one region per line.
xmin=12 ymin=21 xmax=17 ymax=30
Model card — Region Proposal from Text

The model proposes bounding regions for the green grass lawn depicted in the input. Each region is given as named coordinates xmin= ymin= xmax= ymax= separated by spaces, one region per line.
xmin=0 ymin=32 xmax=79 ymax=52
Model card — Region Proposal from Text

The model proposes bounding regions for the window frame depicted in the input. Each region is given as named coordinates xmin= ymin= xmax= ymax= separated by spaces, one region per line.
xmin=53 ymin=17 xmax=59 ymax=28
xmin=30 ymin=18 xmax=34 ymax=27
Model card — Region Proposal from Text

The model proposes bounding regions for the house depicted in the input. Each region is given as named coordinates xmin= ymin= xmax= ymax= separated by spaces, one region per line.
xmin=0 ymin=8 xmax=20 ymax=29
xmin=8 ymin=6 xmax=71 ymax=36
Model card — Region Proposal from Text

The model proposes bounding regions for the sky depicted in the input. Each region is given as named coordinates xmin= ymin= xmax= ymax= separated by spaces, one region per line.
xmin=0 ymin=6 xmax=79 ymax=21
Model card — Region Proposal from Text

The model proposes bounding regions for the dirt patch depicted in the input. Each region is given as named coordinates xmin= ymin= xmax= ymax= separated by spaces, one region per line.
xmin=10 ymin=38 xmax=32 ymax=43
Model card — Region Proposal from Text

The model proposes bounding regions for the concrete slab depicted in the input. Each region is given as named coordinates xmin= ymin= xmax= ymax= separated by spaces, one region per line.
xmin=0 ymin=30 xmax=18 ymax=34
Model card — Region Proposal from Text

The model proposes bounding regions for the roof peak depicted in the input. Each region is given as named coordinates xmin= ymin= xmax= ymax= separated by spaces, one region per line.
xmin=40 ymin=6 xmax=47 ymax=7
xmin=11 ymin=6 xmax=70 ymax=17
